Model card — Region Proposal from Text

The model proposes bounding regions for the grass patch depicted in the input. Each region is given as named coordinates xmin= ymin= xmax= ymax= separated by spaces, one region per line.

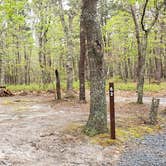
xmin=7 ymin=83 xmax=54 ymax=92
xmin=106 ymin=81 xmax=166 ymax=92
xmin=121 ymin=126 xmax=154 ymax=139
xmin=90 ymin=124 xmax=161 ymax=147
xmin=7 ymin=81 xmax=89 ymax=92
xmin=6 ymin=81 xmax=166 ymax=92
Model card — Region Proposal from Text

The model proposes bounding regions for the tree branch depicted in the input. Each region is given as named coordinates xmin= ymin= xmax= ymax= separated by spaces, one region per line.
xmin=141 ymin=0 xmax=149 ymax=33
xmin=109 ymin=1 xmax=131 ymax=14
xmin=147 ymin=1 xmax=164 ymax=31
xmin=141 ymin=0 xmax=164 ymax=33
xmin=130 ymin=5 xmax=140 ymax=45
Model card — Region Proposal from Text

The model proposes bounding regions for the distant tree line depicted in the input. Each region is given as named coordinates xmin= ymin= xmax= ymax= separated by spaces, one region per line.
xmin=0 ymin=0 xmax=165 ymax=90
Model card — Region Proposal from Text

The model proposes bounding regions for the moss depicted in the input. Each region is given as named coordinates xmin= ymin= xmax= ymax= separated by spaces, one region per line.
xmin=91 ymin=133 xmax=120 ymax=146
xmin=89 ymin=125 xmax=162 ymax=147
xmin=83 ymin=127 xmax=100 ymax=137
xmin=63 ymin=122 xmax=162 ymax=147
xmin=83 ymin=122 xmax=108 ymax=137
xmin=117 ymin=125 xmax=158 ymax=140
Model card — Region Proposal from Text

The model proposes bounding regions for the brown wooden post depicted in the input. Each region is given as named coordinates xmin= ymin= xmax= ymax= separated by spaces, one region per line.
xmin=55 ymin=69 xmax=61 ymax=100
xmin=109 ymin=82 xmax=116 ymax=139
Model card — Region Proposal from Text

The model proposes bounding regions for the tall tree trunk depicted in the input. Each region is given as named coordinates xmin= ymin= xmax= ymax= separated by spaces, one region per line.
xmin=24 ymin=46 xmax=30 ymax=85
xmin=38 ymin=25 xmax=51 ymax=85
xmin=66 ymin=14 xmax=74 ymax=92
xmin=154 ymin=56 xmax=162 ymax=83
xmin=0 ymin=54 xmax=5 ymax=85
xmin=128 ymin=58 xmax=133 ymax=79
xmin=79 ymin=7 xmax=86 ymax=102
xmin=83 ymin=0 xmax=107 ymax=136
xmin=123 ymin=58 xmax=128 ymax=82
xmin=55 ymin=69 xmax=61 ymax=100
xmin=137 ymin=32 xmax=148 ymax=104
xmin=154 ymin=31 xmax=162 ymax=83
xmin=58 ymin=0 xmax=74 ymax=95
xmin=164 ymin=50 xmax=166 ymax=79
xmin=148 ymin=57 xmax=153 ymax=83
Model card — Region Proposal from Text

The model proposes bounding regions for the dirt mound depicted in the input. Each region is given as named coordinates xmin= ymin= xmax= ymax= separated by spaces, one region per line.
xmin=0 ymin=86 xmax=14 ymax=97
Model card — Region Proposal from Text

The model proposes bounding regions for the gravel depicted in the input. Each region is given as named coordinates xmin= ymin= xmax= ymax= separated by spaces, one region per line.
xmin=116 ymin=129 xmax=166 ymax=166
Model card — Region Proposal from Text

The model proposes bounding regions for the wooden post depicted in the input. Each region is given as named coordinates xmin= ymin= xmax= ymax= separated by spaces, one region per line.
xmin=55 ymin=69 xmax=61 ymax=100
xmin=109 ymin=82 xmax=115 ymax=139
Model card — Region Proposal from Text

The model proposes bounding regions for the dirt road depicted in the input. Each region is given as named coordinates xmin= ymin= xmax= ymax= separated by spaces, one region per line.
xmin=0 ymin=94 xmax=120 ymax=166
xmin=0 ymin=94 xmax=165 ymax=165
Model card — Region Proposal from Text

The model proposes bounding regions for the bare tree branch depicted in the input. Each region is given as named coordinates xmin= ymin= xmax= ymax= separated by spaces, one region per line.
xmin=141 ymin=0 xmax=149 ymax=33
xmin=141 ymin=0 xmax=165 ymax=33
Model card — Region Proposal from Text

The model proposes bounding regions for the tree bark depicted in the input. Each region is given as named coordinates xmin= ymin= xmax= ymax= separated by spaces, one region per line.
xmin=83 ymin=0 xmax=107 ymax=136
xmin=79 ymin=6 xmax=86 ymax=102
xmin=38 ymin=20 xmax=51 ymax=85
xmin=0 ymin=54 xmax=5 ymax=85
xmin=149 ymin=98 xmax=160 ymax=125
xmin=58 ymin=0 xmax=74 ymax=95
xmin=137 ymin=32 xmax=148 ymax=104
xmin=55 ymin=69 xmax=61 ymax=100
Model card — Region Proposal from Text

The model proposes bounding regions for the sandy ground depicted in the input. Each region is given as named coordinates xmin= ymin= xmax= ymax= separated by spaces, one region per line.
xmin=0 ymin=93 xmax=165 ymax=166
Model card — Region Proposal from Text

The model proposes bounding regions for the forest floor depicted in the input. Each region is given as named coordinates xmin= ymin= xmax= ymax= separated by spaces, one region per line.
xmin=0 ymin=91 xmax=166 ymax=166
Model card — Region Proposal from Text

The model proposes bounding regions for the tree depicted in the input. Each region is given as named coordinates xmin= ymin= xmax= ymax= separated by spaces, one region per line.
xmin=0 ymin=0 xmax=165 ymax=92
xmin=130 ymin=0 xmax=165 ymax=104
xmin=58 ymin=0 xmax=76 ymax=96
xmin=79 ymin=1 xmax=86 ymax=102
xmin=82 ymin=0 xmax=107 ymax=136
xmin=32 ymin=0 xmax=53 ymax=84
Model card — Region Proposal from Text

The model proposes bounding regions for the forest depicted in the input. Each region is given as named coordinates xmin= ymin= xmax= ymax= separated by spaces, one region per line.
xmin=0 ymin=0 xmax=166 ymax=165
xmin=0 ymin=0 xmax=165 ymax=88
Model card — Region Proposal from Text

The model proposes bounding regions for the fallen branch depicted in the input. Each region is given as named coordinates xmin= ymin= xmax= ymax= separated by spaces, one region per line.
xmin=0 ymin=88 xmax=14 ymax=97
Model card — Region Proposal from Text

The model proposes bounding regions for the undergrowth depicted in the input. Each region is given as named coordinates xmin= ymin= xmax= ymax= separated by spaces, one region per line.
xmin=7 ymin=81 xmax=166 ymax=92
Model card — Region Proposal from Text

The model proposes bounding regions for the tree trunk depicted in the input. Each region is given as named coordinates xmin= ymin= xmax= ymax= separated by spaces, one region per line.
xmin=55 ymin=69 xmax=61 ymax=100
xmin=79 ymin=7 xmax=86 ymax=102
xmin=164 ymin=53 xmax=166 ymax=79
xmin=24 ymin=46 xmax=30 ymax=85
xmin=154 ymin=31 xmax=162 ymax=83
xmin=83 ymin=0 xmax=107 ymax=136
xmin=137 ymin=33 xmax=148 ymax=104
xmin=131 ymin=5 xmax=148 ymax=104
xmin=38 ymin=28 xmax=51 ymax=85
xmin=154 ymin=56 xmax=162 ymax=83
xmin=58 ymin=0 xmax=74 ymax=95
xmin=149 ymin=98 xmax=160 ymax=125
xmin=0 ymin=54 xmax=5 ymax=85
xmin=66 ymin=14 xmax=74 ymax=92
